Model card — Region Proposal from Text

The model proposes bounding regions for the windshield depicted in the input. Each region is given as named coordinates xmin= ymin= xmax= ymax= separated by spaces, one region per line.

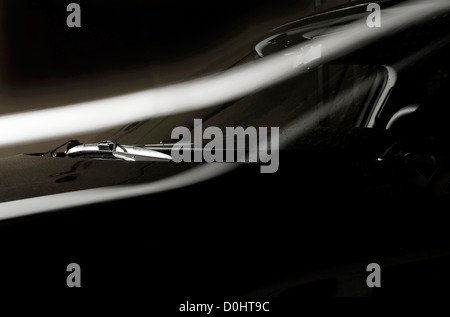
xmin=87 ymin=62 xmax=384 ymax=148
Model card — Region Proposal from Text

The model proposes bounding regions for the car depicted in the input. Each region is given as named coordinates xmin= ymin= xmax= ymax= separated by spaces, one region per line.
xmin=1 ymin=0 xmax=450 ymax=304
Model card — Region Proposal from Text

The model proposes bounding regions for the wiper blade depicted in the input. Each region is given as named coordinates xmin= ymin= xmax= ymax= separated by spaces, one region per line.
xmin=132 ymin=142 xmax=193 ymax=152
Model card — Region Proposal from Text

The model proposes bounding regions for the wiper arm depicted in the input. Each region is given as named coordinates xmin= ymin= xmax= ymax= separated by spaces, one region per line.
xmin=43 ymin=139 xmax=81 ymax=157
xmin=46 ymin=140 xmax=172 ymax=162
xmin=110 ymin=142 xmax=172 ymax=162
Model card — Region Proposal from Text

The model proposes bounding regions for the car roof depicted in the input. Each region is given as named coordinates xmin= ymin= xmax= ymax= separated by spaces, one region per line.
xmin=271 ymin=0 xmax=403 ymax=34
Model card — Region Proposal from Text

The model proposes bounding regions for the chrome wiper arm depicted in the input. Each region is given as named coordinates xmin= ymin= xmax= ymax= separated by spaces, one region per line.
xmin=112 ymin=142 xmax=172 ymax=162
xmin=43 ymin=139 xmax=81 ymax=157
xmin=65 ymin=140 xmax=172 ymax=162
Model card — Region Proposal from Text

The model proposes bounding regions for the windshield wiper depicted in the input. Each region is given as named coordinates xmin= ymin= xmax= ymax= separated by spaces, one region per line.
xmin=43 ymin=140 xmax=172 ymax=162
